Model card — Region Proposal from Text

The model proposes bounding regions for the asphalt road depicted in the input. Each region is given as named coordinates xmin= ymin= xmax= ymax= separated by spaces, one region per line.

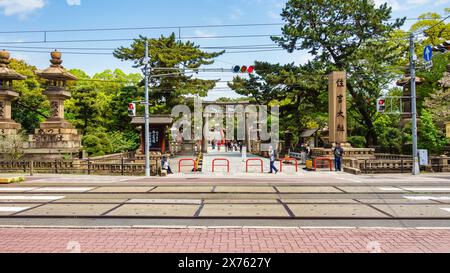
xmin=1 ymin=173 xmax=450 ymax=228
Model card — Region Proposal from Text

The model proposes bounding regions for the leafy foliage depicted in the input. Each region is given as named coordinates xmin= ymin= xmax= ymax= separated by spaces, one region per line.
xmin=113 ymin=34 xmax=224 ymax=111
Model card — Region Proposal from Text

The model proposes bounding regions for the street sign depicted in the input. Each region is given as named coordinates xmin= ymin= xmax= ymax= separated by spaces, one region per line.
xmin=424 ymin=45 xmax=433 ymax=62
xmin=419 ymin=149 xmax=428 ymax=166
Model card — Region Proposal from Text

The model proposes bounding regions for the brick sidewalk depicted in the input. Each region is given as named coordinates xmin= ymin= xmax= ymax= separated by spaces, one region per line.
xmin=0 ymin=227 xmax=450 ymax=253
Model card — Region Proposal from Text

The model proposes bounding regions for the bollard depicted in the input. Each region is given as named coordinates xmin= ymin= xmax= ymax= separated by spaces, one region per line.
xmin=121 ymin=157 xmax=125 ymax=176
xmin=30 ymin=160 xmax=34 ymax=176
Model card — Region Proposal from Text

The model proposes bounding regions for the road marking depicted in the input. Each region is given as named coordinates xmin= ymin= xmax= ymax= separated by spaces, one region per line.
xmin=404 ymin=196 xmax=450 ymax=201
xmin=440 ymin=208 xmax=450 ymax=213
xmin=402 ymin=187 xmax=450 ymax=192
xmin=337 ymin=178 xmax=363 ymax=183
xmin=0 ymin=207 xmax=31 ymax=212
xmin=0 ymin=188 xmax=36 ymax=192
xmin=128 ymin=199 xmax=202 ymax=204
xmin=378 ymin=187 xmax=404 ymax=191
xmin=31 ymin=187 xmax=93 ymax=192
xmin=0 ymin=196 xmax=65 ymax=201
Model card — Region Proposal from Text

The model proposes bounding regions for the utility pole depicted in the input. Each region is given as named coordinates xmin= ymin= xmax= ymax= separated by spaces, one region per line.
xmin=143 ymin=40 xmax=151 ymax=177
xmin=409 ymin=32 xmax=420 ymax=176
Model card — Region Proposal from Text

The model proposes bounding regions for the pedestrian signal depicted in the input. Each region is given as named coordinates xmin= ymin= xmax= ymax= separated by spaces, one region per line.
xmin=377 ymin=98 xmax=386 ymax=113
xmin=128 ymin=102 xmax=136 ymax=117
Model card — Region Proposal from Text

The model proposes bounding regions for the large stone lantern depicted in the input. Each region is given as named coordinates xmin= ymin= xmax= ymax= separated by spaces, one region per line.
xmin=25 ymin=51 xmax=81 ymax=160
xmin=0 ymin=50 xmax=26 ymax=136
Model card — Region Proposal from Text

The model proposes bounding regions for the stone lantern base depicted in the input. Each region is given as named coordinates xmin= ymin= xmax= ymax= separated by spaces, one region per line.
xmin=23 ymin=120 xmax=82 ymax=161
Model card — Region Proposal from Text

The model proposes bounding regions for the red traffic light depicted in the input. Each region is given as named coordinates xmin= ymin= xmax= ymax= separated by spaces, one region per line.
xmin=232 ymin=65 xmax=255 ymax=74
xmin=128 ymin=103 xmax=135 ymax=110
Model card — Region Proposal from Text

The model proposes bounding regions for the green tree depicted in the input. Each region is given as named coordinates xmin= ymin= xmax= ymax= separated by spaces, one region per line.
xmin=419 ymin=109 xmax=448 ymax=154
xmin=9 ymin=59 xmax=49 ymax=134
xmin=272 ymin=0 xmax=405 ymax=146
xmin=113 ymin=34 xmax=224 ymax=111
xmin=67 ymin=88 xmax=101 ymax=134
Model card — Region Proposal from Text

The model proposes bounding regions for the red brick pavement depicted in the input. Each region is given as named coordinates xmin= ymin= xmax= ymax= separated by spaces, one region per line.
xmin=0 ymin=227 xmax=450 ymax=253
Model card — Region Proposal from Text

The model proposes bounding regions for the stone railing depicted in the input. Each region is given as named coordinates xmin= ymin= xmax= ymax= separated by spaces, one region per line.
xmin=0 ymin=156 xmax=164 ymax=176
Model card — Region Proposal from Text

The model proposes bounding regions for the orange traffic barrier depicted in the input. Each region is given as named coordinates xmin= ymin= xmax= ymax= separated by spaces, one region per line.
xmin=212 ymin=158 xmax=230 ymax=173
xmin=246 ymin=158 xmax=264 ymax=173
xmin=280 ymin=157 xmax=299 ymax=172
xmin=178 ymin=158 xmax=197 ymax=173
xmin=314 ymin=157 xmax=333 ymax=171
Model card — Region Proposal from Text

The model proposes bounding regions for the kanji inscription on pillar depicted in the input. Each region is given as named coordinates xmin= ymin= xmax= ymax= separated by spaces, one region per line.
xmin=328 ymin=71 xmax=348 ymax=144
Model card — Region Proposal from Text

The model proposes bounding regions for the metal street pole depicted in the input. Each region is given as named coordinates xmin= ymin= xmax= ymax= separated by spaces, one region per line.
xmin=409 ymin=33 xmax=420 ymax=176
xmin=144 ymin=40 xmax=151 ymax=177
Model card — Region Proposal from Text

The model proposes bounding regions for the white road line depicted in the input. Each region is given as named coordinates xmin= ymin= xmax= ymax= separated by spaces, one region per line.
xmin=31 ymin=187 xmax=93 ymax=192
xmin=378 ymin=187 xmax=404 ymax=191
xmin=0 ymin=196 xmax=65 ymax=201
xmin=127 ymin=199 xmax=202 ymax=204
xmin=404 ymin=196 xmax=450 ymax=201
xmin=0 ymin=207 xmax=31 ymax=212
xmin=0 ymin=188 xmax=36 ymax=192
xmin=402 ymin=187 xmax=450 ymax=192
xmin=337 ymin=178 xmax=363 ymax=183
xmin=441 ymin=208 xmax=450 ymax=213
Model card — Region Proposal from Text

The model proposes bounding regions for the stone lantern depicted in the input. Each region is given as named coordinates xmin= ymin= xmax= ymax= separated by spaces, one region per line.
xmin=0 ymin=50 xmax=26 ymax=136
xmin=25 ymin=51 xmax=81 ymax=160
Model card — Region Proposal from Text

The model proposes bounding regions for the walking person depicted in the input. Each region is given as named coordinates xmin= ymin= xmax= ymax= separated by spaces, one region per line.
xmin=333 ymin=143 xmax=344 ymax=172
xmin=268 ymin=146 xmax=278 ymax=174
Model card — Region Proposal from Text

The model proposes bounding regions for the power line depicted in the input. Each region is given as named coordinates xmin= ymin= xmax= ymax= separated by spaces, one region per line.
xmin=0 ymin=18 xmax=424 ymax=35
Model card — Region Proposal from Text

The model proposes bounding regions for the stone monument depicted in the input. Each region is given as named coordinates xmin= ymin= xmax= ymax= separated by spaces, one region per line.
xmin=312 ymin=71 xmax=375 ymax=173
xmin=328 ymin=71 xmax=349 ymax=146
xmin=0 ymin=50 xmax=26 ymax=136
xmin=24 ymin=50 xmax=81 ymax=160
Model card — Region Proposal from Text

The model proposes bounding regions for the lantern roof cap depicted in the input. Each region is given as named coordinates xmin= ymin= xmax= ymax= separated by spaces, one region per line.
xmin=36 ymin=50 xmax=77 ymax=81
xmin=0 ymin=50 xmax=26 ymax=80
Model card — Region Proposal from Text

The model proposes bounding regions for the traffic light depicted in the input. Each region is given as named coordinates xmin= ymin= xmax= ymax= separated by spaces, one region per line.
xmin=128 ymin=102 xmax=136 ymax=117
xmin=232 ymin=65 xmax=255 ymax=74
xmin=377 ymin=98 xmax=386 ymax=113
xmin=433 ymin=41 xmax=450 ymax=53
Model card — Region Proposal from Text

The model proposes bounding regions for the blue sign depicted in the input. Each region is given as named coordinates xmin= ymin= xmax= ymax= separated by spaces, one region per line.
xmin=424 ymin=45 xmax=433 ymax=62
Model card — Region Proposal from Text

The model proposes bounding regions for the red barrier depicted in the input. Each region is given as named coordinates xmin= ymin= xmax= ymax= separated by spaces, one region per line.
xmin=314 ymin=157 xmax=333 ymax=171
xmin=280 ymin=157 xmax=299 ymax=172
xmin=178 ymin=158 xmax=197 ymax=173
xmin=212 ymin=158 xmax=230 ymax=173
xmin=246 ymin=158 xmax=264 ymax=173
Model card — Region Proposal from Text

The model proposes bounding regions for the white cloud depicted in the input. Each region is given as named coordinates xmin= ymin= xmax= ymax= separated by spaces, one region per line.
xmin=194 ymin=29 xmax=216 ymax=38
xmin=0 ymin=0 xmax=45 ymax=19
xmin=372 ymin=0 xmax=450 ymax=11
xmin=229 ymin=8 xmax=243 ymax=20
xmin=66 ymin=0 xmax=81 ymax=6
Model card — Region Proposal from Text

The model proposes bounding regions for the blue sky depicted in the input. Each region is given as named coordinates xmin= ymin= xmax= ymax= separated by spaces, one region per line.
xmin=0 ymin=0 xmax=449 ymax=99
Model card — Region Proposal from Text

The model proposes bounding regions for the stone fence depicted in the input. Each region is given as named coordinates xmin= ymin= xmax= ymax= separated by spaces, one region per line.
xmin=0 ymin=153 xmax=165 ymax=176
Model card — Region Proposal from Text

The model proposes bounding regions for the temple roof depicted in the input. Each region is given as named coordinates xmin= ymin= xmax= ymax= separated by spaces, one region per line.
xmin=131 ymin=115 xmax=173 ymax=126
xmin=35 ymin=50 xmax=77 ymax=81
xmin=0 ymin=50 xmax=26 ymax=80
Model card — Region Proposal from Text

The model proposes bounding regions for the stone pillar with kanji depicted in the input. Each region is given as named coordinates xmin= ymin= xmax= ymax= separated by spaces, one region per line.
xmin=328 ymin=71 xmax=349 ymax=145
xmin=0 ymin=50 xmax=26 ymax=136
xmin=24 ymin=51 xmax=82 ymax=160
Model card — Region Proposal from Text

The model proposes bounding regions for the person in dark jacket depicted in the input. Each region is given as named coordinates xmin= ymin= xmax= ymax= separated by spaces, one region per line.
xmin=268 ymin=146 xmax=278 ymax=174
xmin=333 ymin=143 xmax=344 ymax=172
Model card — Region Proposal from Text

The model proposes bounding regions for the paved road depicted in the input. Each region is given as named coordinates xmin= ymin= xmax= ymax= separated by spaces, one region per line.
xmin=1 ymin=173 xmax=450 ymax=253
xmin=0 ymin=173 xmax=450 ymax=223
